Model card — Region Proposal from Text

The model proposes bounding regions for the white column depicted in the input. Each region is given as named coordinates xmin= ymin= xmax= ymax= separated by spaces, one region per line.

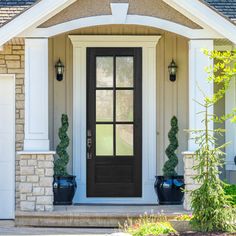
xmin=188 ymin=40 xmax=214 ymax=151
xmin=24 ymin=38 xmax=49 ymax=151
xmin=225 ymin=78 xmax=236 ymax=171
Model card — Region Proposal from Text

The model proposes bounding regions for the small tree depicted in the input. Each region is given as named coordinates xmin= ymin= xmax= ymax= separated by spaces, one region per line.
xmin=54 ymin=114 xmax=70 ymax=176
xmin=189 ymin=101 xmax=236 ymax=232
xmin=189 ymin=50 xmax=236 ymax=232
xmin=163 ymin=116 xmax=179 ymax=177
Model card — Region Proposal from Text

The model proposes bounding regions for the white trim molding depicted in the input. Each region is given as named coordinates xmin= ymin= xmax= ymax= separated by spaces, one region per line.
xmin=110 ymin=3 xmax=129 ymax=24
xmin=0 ymin=0 xmax=76 ymax=47
xmin=69 ymin=35 xmax=160 ymax=204
xmin=24 ymin=15 xmax=221 ymax=39
xmin=188 ymin=40 xmax=214 ymax=151
xmin=0 ymin=0 xmax=236 ymax=46
xmin=163 ymin=0 xmax=236 ymax=44
xmin=24 ymin=38 xmax=50 ymax=151
xmin=0 ymin=74 xmax=15 ymax=219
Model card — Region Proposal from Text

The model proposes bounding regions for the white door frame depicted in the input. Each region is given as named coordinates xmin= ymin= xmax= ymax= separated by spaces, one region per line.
xmin=69 ymin=35 xmax=160 ymax=204
xmin=0 ymin=74 xmax=15 ymax=219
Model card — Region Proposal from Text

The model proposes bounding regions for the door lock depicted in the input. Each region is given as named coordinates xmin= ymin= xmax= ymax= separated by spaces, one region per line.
xmin=87 ymin=129 xmax=93 ymax=160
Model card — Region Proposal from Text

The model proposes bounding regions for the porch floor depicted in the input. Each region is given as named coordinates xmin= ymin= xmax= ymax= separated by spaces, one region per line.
xmin=54 ymin=204 xmax=188 ymax=216
xmin=15 ymin=205 xmax=190 ymax=228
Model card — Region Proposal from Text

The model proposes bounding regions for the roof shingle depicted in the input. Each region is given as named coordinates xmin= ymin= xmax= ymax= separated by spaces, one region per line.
xmin=0 ymin=0 xmax=37 ymax=27
xmin=204 ymin=0 xmax=236 ymax=21
xmin=0 ymin=0 xmax=36 ymax=7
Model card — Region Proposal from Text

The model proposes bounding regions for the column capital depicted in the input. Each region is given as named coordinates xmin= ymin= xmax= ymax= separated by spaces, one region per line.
xmin=188 ymin=39 xmax=214 ymax=47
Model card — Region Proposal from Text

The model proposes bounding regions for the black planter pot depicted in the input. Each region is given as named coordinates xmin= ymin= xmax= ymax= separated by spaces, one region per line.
xmin=154 ymin=176 xmax=184 ymax=205
xmin=53 ymin=175 xmax=77 ymax=205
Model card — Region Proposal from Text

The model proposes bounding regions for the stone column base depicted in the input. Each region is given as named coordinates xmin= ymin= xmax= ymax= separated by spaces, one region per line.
xmin=18 ymin=151 xmax=55 ymax=212
xmin=182 ymin=151 xmax=201 ymax=211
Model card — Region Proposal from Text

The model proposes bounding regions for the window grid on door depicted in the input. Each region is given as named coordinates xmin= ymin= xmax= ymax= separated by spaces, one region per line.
xmin=95 ymin=55 xmax=134 ymax=157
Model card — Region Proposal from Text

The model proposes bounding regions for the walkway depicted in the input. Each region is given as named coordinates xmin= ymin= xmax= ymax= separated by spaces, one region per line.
xmin=0 ymin=221 xmax=116 ymax=235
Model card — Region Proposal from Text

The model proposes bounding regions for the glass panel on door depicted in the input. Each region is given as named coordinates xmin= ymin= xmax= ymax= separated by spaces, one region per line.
xmin=96 ymin=124 xmax=113 ymax=156
xmin=116 ymin=124 xmax=133 ymax=156
xmin=96 ymin=90 xmax=113 ymax=122
xmin=116 ymin=90 xmax=133 ymax=122
xmin=116 ymin=57 xmax=134 ymax=87
xmin=96 ymin=57 xmax=113 ymax=87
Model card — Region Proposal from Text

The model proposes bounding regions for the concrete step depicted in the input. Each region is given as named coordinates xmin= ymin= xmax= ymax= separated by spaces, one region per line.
xmin=15 ymin=205 xmax=190 ymax=228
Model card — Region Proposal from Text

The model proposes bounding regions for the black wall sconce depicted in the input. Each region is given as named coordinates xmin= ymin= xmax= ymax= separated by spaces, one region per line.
xmin=168 ymin=59 xmax=178 ymax=82
xmin=55 ymin=58 xmax=64 ymax=81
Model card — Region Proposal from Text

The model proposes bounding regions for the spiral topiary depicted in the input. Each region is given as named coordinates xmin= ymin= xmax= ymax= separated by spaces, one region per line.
xmin=162 ymin=116 xmax=179 ymax=177
xmin=54 ymin=114 xmax=70 ymax=176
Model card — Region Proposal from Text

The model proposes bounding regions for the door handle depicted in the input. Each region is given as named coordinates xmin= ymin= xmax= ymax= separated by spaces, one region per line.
xmin=87 ymin=130 xmax=93 ymax=160
xmin=87 ymin=137 xmax=92 ymax=148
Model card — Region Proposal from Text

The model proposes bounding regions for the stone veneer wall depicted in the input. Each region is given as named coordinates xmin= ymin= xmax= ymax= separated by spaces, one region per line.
xmin=183 ymin=152 xmax=201 ymax=210
xmin=19 ymin=154 xmax=54 ymax=212
xmin=0 ymin=42 xmax=25 ymax=209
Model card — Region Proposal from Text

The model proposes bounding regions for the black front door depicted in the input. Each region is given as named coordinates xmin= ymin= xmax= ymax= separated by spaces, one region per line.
xmin=87 ymin=48 xmax=142 ymax=197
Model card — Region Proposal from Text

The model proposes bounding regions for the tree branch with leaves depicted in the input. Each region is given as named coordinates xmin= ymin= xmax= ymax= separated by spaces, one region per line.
xmin=188 ymin=50 xmax=236 ymax=232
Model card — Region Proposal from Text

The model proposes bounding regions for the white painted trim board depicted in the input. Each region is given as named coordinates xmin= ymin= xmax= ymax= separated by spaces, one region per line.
xmin=69 ymin=35 xmax=160 ymax=204
xmin=0 ymin=74 xmax=15 ymax=219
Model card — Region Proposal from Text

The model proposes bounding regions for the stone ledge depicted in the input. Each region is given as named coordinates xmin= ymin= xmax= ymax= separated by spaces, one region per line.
xmin=181 ymin=151 xmax=195 ymax=155
xmin=17 ymin=151 xmax=56 ymax=155
xmin=182 ymin=151 xmax=199 ymax=211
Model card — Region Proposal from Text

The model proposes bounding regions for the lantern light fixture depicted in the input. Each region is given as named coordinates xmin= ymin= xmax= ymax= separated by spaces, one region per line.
xmin=168 ymin=59 xmax=178 ymax=82
xmin=55 ymin=58 xmax=65 ymax=81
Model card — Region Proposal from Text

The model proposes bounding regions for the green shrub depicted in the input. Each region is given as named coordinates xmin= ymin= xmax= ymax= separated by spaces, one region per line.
xmin=54 ymin=114 xmax=70 ymax=176
xmin=175 ymin=214 xmax=193 ymax=221
xmin=163 ymin=116 xmax=179 ymax=177
xmin=224 ymin=183 xmax=236 ymax=206
xmin=122 ymin=214 xmax=176 ymax=236
xmin=126 ymin=222 xmax=175 ymax=236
